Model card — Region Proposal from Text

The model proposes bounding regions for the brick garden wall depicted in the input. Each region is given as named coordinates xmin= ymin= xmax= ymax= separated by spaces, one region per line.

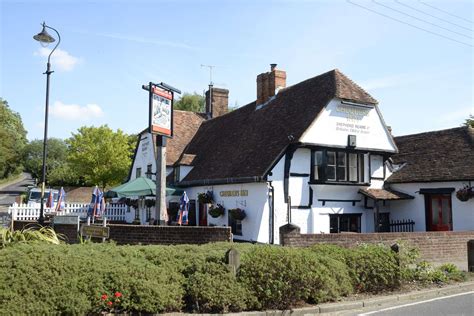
xmin=280 ymin=224 xmax=474 ymax=270
xmin=13 ymin=221 xmax=232 ymax=245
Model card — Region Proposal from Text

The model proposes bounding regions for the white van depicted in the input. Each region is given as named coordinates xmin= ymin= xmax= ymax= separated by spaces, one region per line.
xmin=27 ymin=188 xmax=59 ymax=206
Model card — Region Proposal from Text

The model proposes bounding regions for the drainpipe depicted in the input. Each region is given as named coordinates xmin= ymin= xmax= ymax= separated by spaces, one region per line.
xmin=267 ymin=181 xmax=275 ymax=244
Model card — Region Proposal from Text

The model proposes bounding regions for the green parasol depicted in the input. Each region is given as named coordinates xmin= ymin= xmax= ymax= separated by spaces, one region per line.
xmin=106 ymin=177 xmax=183 ymax=198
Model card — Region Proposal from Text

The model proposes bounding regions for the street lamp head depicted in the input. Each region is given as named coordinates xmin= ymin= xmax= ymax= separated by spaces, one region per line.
xmin=33 ymin=23 xmax=56 ymax=47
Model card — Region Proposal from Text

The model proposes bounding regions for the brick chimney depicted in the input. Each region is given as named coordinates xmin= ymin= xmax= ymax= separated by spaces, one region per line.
xmin=256 ymin=64 xmax=286 ymax=105
xmin=205 ymin=86 xmax=229 ymax=119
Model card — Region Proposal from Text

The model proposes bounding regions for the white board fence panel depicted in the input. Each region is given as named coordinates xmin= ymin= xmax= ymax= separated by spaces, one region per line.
xmin=8 ymin=203 xmax=127 ymax=222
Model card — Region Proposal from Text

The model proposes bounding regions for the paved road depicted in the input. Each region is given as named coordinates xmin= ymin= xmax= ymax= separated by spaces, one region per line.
xmin=0 ymin=173 xmax=34 ymax=226
xmin=343 ymin=291 xmax=474 ymax=316
xmin=0 ymin=173 xmax=34 ymax=206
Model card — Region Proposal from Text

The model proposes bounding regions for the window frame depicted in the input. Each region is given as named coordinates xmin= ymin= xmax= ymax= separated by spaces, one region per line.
xmin=136 ymin=167 xmax=142 ymax=178
xmin=329 ymin=213 xmax=362 ymax=233
xmin=311 ymin=148 xmax=367 ymax=185
xmin=228 ymin=216 xmax=243 ymax=236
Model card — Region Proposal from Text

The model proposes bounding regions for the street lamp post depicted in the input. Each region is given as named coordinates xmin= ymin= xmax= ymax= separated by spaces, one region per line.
xmin=33 ymin=22 xmax=60 ymax=225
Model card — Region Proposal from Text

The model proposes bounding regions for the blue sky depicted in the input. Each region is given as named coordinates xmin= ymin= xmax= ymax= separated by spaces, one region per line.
xmin=1 ymin=0 xmax=472 ymax=140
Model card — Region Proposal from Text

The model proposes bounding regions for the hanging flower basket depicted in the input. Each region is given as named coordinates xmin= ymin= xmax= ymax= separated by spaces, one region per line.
xmin=456 ymin=186 xmax=474 ymax=202
xmin=208 ymin=204 xmax=225 ymax=218
xmin=145 ymin=199 xmax=156 ymax=208
xmin=198 ymin=191 xmax=214 ymax=204
xmin=228 ymin=208 xmax=246 ymax=221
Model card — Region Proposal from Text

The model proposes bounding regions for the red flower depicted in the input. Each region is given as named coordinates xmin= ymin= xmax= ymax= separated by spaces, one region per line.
xmin=114 ymin=291 xmax=122 ymax=298
xmin=101 ymin=294 xmax=108 ymax=300
xmin=107 ymin=301 xmax=113 ymax=306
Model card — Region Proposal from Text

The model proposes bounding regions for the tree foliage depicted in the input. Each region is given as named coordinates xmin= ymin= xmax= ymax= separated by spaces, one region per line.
xmin=22 ymin=138 xmax=71 ymax=182
xmin=463 ymin=114 xmax=473 ymax=128
xmin=173 ymin=92 xmax=205 ymax=112
xmin=0 ymin=98 xmax=27 ymax=179
xmin=67 ymin=125 xmax=133 ymax=188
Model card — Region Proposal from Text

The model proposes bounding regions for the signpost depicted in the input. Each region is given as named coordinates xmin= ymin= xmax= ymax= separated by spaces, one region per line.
xmin=143 ymin=82 xmax=181 ymax=225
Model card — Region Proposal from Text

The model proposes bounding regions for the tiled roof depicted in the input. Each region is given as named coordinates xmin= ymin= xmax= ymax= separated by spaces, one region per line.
xmin=359 ymin=188 xmax=414 ymax=201
xmin=178 ymin=69 xmax=377 ymax=184
xmin=387 ymin=126 xmax=474 ymax=183
xmin=64 ymin=186 xmax=94 ymax=203
xmin=138 ymin=110 xmax=205 ymax=166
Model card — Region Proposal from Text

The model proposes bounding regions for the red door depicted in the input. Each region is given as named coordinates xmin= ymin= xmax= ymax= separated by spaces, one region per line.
xmin=427 ymin=195 xmax=452 ymax=231
xmin=199 ymin=202 xmax=208 ymax=226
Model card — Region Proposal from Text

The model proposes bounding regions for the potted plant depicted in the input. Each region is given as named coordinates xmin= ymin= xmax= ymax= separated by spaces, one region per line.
xmin=208 ymin=204 xmax=225 ymax=218
xmin=456 ymin=185 xmax=474 ymax=202
xmin=198 ymin=191 xmax=214 ymax=204
xmin=228 ymin=208 xmax=246 ymax=220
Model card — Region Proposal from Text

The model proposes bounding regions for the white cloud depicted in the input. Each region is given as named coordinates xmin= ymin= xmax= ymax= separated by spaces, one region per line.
xmin=50 ymin=101 xmax=104 ymax=121
xmin=34 ymin=48 xmax=81 ymax=71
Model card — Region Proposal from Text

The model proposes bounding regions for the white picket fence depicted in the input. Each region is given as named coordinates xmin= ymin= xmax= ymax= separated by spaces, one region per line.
xmin=8 ymin=202 xmax=127 ymax=222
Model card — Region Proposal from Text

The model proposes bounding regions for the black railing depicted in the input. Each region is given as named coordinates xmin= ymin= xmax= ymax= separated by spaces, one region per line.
xmin=389 ymin=219 xmax=415 ymax=232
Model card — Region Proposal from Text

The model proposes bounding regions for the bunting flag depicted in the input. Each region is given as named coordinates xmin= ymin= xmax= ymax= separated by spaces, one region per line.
xmin=177 ymin=191 xmax=189 ymax=225
xmin=55 ymin=187 xmax=66 ymax=212
xmin=46 ymin=189 xmax=54 ymax=209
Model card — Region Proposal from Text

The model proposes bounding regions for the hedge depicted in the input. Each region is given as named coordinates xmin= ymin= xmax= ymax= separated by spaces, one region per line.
xmin=0 ymin=241 xmax=465 ymax=314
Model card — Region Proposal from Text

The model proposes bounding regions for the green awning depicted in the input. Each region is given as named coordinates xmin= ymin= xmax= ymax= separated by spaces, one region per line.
xmin=106 ymin=177 xmax=183 ymax=198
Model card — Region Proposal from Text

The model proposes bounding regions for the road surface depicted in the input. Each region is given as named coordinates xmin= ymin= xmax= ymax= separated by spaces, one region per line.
xmin=333 ymin=291 xmax=474 ymax=316
xmin=0 ymin=173 xmax=34 ymax=226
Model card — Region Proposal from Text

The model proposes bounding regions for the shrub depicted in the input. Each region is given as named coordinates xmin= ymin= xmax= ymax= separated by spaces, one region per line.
xmin=238 ymin=246 xmax=352 ymax=310
xmin=0 ymin=243 xmax=185 ymax=314
xmin=311 ymin=243 xmax=402 ymax=293
xmin=0 ymin=226 xmax=64 ymax=248
xmin=345 ymin=244 xmax=401 ymax=292
xmin=438 ymin=263 xmax=466 ymax=282
xmin=187 ymin=261 xmax=250 ymax=313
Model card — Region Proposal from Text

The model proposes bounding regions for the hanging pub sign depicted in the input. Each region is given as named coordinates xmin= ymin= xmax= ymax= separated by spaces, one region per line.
xmin=149 ymin=84 xmax=173 ymax=137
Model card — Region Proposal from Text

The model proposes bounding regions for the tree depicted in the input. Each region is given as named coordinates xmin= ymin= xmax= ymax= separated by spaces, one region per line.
xmin=463 ymin=114 xmax=473 ymax=128
xmin=67 ymin=125 xmax=133 ymax=189
xmin=0 ymin=98 xmax=27 ymax=179
xmin=173 ymin=92 xmax=205 ymax=112
xmin=22 ymin=138 xmax=77 ymax=185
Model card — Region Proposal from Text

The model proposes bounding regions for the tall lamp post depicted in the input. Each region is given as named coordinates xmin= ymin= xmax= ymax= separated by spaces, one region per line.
xmin=33 ymin=22 xmax=60 ymax=225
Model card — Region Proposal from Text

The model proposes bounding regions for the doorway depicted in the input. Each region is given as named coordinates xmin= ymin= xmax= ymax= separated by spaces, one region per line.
xmin=425 ymin=194 xmax=452 ymax=231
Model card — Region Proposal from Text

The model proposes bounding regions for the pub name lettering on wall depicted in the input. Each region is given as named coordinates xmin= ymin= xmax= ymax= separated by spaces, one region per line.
xmin=335 ymin=105 xmax=371 ymax=135
xmin=219 ymin=190 xmax=249 ymax=197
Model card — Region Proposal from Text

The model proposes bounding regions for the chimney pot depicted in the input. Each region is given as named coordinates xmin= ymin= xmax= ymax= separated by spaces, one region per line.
xmin=270 ymin=63 xmax=277 ymax=71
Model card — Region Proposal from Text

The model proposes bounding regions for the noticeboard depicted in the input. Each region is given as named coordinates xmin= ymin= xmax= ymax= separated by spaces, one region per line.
xmin=149 ymin=86 xmax=173 ymax=137
xmin=80 ymin=225 xmax=110 ymax=239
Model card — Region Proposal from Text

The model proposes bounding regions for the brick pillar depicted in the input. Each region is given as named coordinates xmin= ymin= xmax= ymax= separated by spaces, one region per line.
xmin=279 ymin=223 xmax=301 ymax=246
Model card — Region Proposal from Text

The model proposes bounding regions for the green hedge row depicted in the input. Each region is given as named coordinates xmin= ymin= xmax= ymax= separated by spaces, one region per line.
xmin=0 ymin=242 xmax=464 ymax=314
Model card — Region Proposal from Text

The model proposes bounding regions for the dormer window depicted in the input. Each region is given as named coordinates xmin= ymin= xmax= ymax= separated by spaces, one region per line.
xmin=312 ymin=149 xmax=366 ymax=184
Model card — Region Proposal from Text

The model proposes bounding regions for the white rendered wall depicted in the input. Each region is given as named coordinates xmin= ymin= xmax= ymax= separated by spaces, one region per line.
xmin=299 ymin=99 xmax=397 ymax=152
xmin=130 ymin=133 xmax=156 ymax=180
xmin=389 ymin=182 xmax=474 ymax=231
xmin=184 ymin=183 xmax=271 ymax=243
xmin=130 ymin=132 xmax=173 ymax=180
xmin=311 ymin=185 xmax=373 ymax=233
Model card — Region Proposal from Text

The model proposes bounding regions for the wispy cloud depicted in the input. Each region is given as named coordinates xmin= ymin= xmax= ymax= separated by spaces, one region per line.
xmin=94 ymin=32 xmax=200 ymax=51
xmin=34 ymin=48 xmax=81 ymax=71
xmin=51 ymin=101 xmax=104 ymax=121
xmin=359 ymin=73 xmax=418 ymax=91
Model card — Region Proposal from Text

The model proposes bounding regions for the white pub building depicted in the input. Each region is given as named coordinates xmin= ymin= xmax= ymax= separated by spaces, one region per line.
xmin=129 ymin=65 xmax=474 ymax=243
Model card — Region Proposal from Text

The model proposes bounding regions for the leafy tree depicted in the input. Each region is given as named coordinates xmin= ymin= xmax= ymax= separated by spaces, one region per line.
xmin=463 ymin=114 xmax=473 ymax=128
xmin=0 ymin=98 xmax=27 ymax=179
xmin=173 ymin=92 xmax=205 ymax=112
xmin=23 ymin=138 xmax=69 ymax=181
xmin=67 ymin=125 xmax=133 ymax=189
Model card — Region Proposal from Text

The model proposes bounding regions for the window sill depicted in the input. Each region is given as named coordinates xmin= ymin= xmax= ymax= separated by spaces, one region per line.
xmin=309 ymin=181 xmax=370 ymax=186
